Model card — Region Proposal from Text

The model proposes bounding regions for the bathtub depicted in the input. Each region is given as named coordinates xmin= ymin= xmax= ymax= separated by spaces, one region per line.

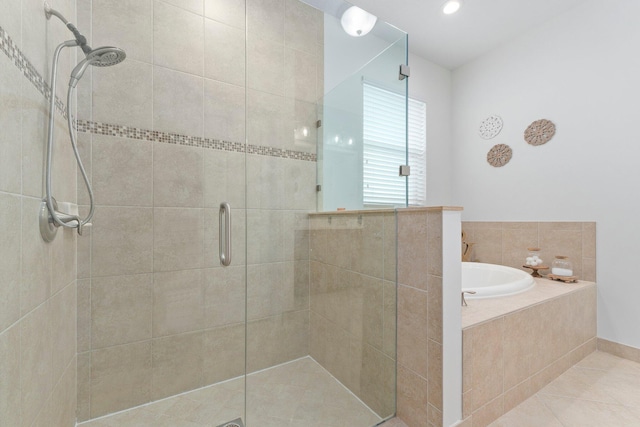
xmin=462 ymin=262 xmax=535 ymax=299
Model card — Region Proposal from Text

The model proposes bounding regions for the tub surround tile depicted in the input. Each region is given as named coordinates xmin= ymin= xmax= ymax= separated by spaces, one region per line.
xmin=472 ymin=395 xmax=503 ymax=427
xmin=462 ymin=221 xmax=596 ymax=281
xmin=502 ymin=378 xmax=532 ymax=414
xmin=462 ymin=278 xmax=595 ymax=329
xmin=470 ymin=319 xmax=504 ymax=411
xmin=463 ymin=283 xmax=597 ymax=426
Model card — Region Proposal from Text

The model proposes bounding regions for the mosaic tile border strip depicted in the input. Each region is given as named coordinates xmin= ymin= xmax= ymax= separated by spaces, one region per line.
xmin=0 ymin=24 xmax=316 ymax=163
xmin=0 ymin=25 xmax=67 ymax=118
xmin=76 ymin=120 xmax=318 ymax=162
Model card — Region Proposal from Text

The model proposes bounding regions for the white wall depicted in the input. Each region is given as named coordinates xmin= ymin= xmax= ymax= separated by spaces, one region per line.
xmin=451 ymin=0 xmax=640 ymax=349
xmin=409 ymin=53 xmax=453 ymax=206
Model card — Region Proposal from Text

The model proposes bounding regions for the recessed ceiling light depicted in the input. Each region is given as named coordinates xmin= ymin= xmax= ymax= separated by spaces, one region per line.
xmin=442 ymin=0 xmax=461 ymax=15
xmin=341 ymin=6 xmax=378 ymax=37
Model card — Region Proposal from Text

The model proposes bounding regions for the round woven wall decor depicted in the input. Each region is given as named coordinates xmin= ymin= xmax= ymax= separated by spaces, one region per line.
xmin=524 ymin=119 xmax=556 ymax=146
xmin=487 ymin=144 xmax=512 ymax=167
xmin=479 ymin=115 xmax=503 ymax=139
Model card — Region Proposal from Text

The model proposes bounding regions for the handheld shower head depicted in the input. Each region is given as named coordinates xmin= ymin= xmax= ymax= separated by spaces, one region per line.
xmin=70 ymin=46 xmax=126 ymax=87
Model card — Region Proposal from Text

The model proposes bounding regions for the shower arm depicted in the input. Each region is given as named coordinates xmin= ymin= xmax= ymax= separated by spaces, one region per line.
xmin=45 ymin=2 xmax=92 ymax=54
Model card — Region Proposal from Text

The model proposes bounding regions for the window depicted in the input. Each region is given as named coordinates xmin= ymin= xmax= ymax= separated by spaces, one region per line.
xmin=363 ymin=83 xmax=427 ymax=206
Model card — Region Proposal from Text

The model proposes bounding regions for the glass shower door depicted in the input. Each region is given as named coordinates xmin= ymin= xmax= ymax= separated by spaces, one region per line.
xmin=244 ymin=0 xmax=404 ymax=426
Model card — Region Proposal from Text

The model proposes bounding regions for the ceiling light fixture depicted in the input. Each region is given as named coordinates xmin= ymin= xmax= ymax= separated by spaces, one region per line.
xmin=341 ymin=6 xmax=378 ymax=37
xmin=442 ymin=0 xmax=462 ymax=15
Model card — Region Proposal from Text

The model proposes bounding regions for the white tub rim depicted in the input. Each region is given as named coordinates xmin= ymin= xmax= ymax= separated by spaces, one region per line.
xmin=462 ymin=262 xmax=535 ymax=299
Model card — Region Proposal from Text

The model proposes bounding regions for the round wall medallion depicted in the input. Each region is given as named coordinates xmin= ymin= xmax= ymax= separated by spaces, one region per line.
xmin=479 ymin=115 xmax=503 ymax=139
xmin=524 ymin=119 xmax=556 ymax=146
xmin=487 ymin=144 xmax=512 ymax=167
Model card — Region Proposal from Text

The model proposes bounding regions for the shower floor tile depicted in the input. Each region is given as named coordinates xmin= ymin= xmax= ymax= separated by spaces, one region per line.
xmin=80 ymin=357 xmax=383 ymax=427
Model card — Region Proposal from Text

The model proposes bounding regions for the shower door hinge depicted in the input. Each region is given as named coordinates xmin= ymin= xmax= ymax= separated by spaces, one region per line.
xmin=316 ymin=120 xmax=322 ymax=128
xmin=399 ymin=165 xmax=411 ymax=176
xmin=316 ymin=184 xmax=322 ymax=192
xmin=399 ymin=64 xmax=411 ymax=80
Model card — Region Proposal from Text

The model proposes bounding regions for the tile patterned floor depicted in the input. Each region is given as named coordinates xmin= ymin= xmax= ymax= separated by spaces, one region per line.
xmin=489 ymin=351 xmax=640 ymax=427
xmin=80 ymin=357 xmax=383 ymax=427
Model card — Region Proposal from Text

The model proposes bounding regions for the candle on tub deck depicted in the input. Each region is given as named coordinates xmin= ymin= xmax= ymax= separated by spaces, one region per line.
xmin=552 ymin=267 xmax=573 ymax=276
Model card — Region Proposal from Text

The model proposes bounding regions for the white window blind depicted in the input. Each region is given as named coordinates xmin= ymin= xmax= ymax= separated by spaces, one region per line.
xmin=363 ymin=83 xmax=427 ymax=207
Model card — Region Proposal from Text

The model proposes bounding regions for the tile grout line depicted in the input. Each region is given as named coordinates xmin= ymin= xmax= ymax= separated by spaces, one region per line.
xmin=0 ymin=23 xmax=317 ymax=163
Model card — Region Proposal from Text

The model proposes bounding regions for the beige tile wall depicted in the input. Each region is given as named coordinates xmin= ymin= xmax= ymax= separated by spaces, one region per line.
xmin=395 ymin=209 xmax=445 ymax=427
xmin=309 ymin=212 xmax=397 ymax=418
xmin=461 ymin=285 xmax=597 ymax=427
xmin=0 ymin=1 xmax=79 ymax=425
xmin=75 ymin=0 xmax=322 ymax=421
xmin=462 ymin=222 xmax=596 ymax=281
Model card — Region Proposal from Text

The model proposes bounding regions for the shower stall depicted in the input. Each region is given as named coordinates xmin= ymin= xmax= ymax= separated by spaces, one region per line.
xmin=68 ymin=0 xmax=408 ymax=426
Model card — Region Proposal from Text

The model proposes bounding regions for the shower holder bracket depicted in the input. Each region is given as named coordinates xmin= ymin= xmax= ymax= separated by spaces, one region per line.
xmin=39 ymin=198 xmax=59 ymax=242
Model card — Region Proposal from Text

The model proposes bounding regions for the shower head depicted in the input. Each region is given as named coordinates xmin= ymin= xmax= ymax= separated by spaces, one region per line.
xmin=70 ymin=46 xmax=126 ymax=87
xmin=86 ymin=46 xmax=127 ymax=67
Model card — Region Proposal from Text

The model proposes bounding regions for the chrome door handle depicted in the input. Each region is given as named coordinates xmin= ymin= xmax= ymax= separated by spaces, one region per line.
xmin=219 ymin=202 xmax=232 ymax=266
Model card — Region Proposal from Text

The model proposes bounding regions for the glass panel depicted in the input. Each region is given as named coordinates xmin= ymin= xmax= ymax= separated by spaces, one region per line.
xmin=244 ymin=0 xmax=322 ymax=425
xmin=245 ymin=0 xmax=400 ymax=426
xmin=318 ymin=11 xmax=408 ymax=211
xmin=70 ymin=1 xmax=249 ymax=425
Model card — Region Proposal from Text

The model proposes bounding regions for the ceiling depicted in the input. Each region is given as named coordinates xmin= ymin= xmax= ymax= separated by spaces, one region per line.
xmin=346 ymin=0 xmax=588 ymax=69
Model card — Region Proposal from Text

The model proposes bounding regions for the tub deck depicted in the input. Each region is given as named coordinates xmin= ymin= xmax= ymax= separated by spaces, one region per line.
xmin=463 ymin=277 xmax=595 ymax=329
